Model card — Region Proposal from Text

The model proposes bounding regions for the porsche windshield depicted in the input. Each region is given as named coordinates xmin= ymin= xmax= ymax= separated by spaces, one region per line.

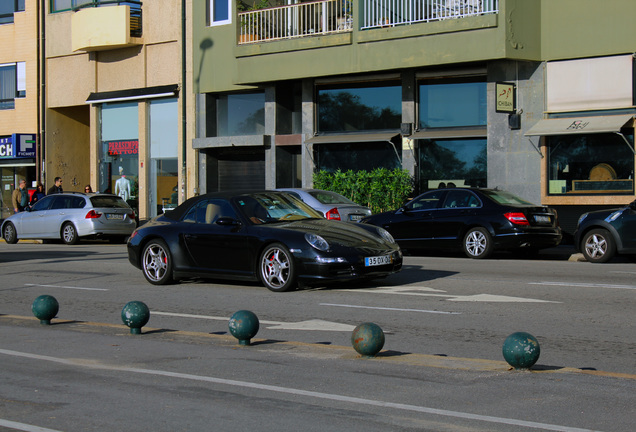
xmin=234 ymin=192 xmax=324 ymax=224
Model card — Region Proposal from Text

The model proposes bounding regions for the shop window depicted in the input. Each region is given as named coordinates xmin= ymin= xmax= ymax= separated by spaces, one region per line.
xmin=0 ymin=62 xmax=25 ymax=110
xmin=51 ymin=0 xmax=139 ymax=13
xmin=419 ymin=78 xmax=487 ymax=129
xmin=547 ymin=133 xmax=634 ymax=195
xmin=0 ymin=0 xmax=25 ymax=24
xmin=418 ymin=138 xmax=487 ymax=191
xmin=209 ymin=0 xmax=231 ymax=25
xmin=99 ymin=102 xmax=139 ymax=215
xmin=317 ymin=82 xmax=401 ymax=132
xmin=315 ymin=141 xmax=402 ymax=172
xmin=149 ymin=98 xmax=179 ymax=216
xmin=209 ymin=92 xmax=265 ymax=136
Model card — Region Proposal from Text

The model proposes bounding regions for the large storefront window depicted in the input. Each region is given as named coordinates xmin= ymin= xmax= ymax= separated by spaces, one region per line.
xmin=214 ymin=92 xmax=265 ymax=136
xmin=418 ymin=139 xmax=487 ymax=190
xmin=547 ymin=132 xmax=634 ymax=195
xmin=419 ymin=79 xmax=487 ymax=128
xmin=315 ymin=141 xmax=402 ymax=172
xmin=99 ymin=102 xmax=139 ymax=211
xmin=149 ymin=98 xmax=178 ymax=216
xmin=317 ymin=82 xmax=401 ymax=132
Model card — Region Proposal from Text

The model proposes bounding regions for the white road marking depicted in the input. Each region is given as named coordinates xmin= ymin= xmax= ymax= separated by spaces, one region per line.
xmin=0 ymin=419 xmax=63 ymax=432
xmin=24 ymin=283 xmax=108 ymax=292
xmin=350 ymin=286 xmax=558 ymax=303
xmin=152 ymin=311 xmax=354 ymax=332
xmin=530 ymin=281 xmax=636 ymax=291
xmin=0 ymin=348 xmax=598 ymax=432
xmin=320 ymin=303 xmax=461 ymax=314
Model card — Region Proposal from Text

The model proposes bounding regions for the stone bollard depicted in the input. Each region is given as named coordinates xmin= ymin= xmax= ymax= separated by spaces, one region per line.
xmin=121 ymin=301 xmax=150 ymax=335
xmin=228 ymin=310 xmax=259 ymax=346
xmin=502 ymin=331 xmax=541 ymax=370
xmin=32 ymin=295 xmax=59 ymax=325
xmin=351 ymin=322 xmax=385 ymax=358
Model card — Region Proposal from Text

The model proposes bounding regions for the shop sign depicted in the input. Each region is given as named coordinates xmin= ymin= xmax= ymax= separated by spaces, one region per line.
xmin=0 ymin=134 xmax=36 ymax=159
xmin=496 ymin=82 xmax=516 ymax=113
xmin=107 ymin=140 xmax=139 ymax=155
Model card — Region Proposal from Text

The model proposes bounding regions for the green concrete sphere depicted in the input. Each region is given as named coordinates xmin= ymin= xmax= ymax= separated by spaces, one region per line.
xmin=502 ymin=332 xmax=541 ymax=370
xmin=351 ymin=322 xmax=385 ymax=358
xmin=32 ymin=295 xmax=59 ymax=325
xmin=228 ymin=310 xmax=260 ymax=345
xmin=121 ymin=301 xmax=150 ymax=335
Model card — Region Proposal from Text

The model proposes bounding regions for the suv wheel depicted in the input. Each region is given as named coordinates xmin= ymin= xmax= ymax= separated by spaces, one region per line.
xmin=581 ymin=228 xmax=615 ymax=263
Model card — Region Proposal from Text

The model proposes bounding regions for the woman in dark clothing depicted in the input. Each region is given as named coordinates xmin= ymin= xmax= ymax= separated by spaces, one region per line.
xmin=30 ymin=182 xmax=46 ymax=205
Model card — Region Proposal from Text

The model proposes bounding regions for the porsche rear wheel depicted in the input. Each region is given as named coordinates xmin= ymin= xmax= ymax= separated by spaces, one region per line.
xmin=141 ymin=240 xmax=174 ymax=285
xmin=259 ymin=243 xmax=296 ymax=292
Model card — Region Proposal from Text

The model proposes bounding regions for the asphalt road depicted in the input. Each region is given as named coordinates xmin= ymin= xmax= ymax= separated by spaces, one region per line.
xmin=0 ymin=241 xmax=635 ymax=431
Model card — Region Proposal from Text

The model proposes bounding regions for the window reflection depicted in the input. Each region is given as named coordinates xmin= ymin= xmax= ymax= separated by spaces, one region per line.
xmin=317 ymin=83 xmax=401 ymax=132
xmin=419 ymin=79 xmax=487 ymax=128
xmin=418 ymin=139 xmax=487 ymax=190
xmin=547 ymin=132 xmax=634 ymax=195
xmin=315 ymin=141 xmax=402 ymax=172
xmin=215 ymin=92 xmax=265 ymax=136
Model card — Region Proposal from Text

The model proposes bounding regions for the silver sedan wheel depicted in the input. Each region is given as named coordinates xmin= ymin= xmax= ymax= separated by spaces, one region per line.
xmin=142 ymin=240 xmax=173 ymax=285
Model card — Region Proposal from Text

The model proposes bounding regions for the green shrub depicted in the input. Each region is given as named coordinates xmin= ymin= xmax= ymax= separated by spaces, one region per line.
xmin=313 ymin=168 xmax=414 ymax=214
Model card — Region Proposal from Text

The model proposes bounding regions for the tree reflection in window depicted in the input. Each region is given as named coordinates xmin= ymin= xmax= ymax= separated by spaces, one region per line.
xmin=419 ymin=139 xmax=487 ymax=190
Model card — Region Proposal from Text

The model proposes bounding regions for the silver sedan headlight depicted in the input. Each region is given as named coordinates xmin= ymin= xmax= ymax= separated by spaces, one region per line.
xmin=305 ymin=233 xmax=329 ymax=251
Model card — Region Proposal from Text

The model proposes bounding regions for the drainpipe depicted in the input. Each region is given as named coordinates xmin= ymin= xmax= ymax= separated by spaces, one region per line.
xmin=38 ymin=0 xmax=46 ymax=184
xmin=181 ymin=0 xmax=187 ymax=201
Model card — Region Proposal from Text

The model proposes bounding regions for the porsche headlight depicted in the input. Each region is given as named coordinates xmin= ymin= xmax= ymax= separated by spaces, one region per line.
xmin=305 ymin=233 xmax=329 ymax=251
xmin=377 ymin=228 xmax=396 ymax=244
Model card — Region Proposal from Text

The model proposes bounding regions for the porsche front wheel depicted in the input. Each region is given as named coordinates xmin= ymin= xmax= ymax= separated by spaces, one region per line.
xmin=259 ymin=243 xmax=296 ymax=292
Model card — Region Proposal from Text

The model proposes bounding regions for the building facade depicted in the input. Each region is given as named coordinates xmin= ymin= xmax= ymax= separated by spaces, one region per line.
xmin=44 ymin=0 xmax=195 ymax=220
xmin=192 ymin=0 xmax=636 ymax=237
xmin=0 ymin=0 xmax=38 ymax=219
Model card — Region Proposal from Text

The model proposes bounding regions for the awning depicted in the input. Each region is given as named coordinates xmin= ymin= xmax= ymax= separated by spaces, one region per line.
xmin=305 ymin=132 xmax=399 ymax=144
xmin=525 ymin=114 xmax=634 ymax=136
xmin=411 ymin=128 xmax=487 ymax=140
xmin=86 ymin=84 xmax=179 ymax=104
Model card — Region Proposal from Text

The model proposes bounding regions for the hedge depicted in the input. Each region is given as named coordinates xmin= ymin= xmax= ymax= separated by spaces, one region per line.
xmin=313 ymin=168 xmax=414 ymax=214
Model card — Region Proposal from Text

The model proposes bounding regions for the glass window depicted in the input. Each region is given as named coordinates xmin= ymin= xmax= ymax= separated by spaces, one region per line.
xmin=210 ymin=0 xmax=231 ymax=25
xmin=149 ymin=98 xmax=178 ymax=217
xmin=405 ymin=189 xmax=445 ymax=211
xmin=315 ymin=141 xmax=402 ymax=172
xmin=442 ymin=190 xmax=481 ymax=208
xmin=0 ymin=64 xmax=16 ymax=109
xmin=419 ymin=79 xmax=487 ymax=128
xmin=0 ymin=0 xmax=25 ymax=24
xmin=275 ymin=146 xmax=301 ymax=188
xmin=317 ymin=83 xmax=401 ymax=132
xmin=51 ymin=0 xmax=74 ymax=12
xmin=547 ymin=132 xmax=634 ymax=195
xmin=216 ymin=92 xmax=265 ymax=136
xmin=418 ymin=138 xmax=487 ymax=191
xmin=99 ymin=102 xmax=139 ymax=212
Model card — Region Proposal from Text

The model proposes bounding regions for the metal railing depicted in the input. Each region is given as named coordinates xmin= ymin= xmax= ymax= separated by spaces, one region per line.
xmin=71 ymin=1 xmax=142 ymax=37
xmin=238 ymin=0 xmax=353 ymax=44
xmin=362 ymin=0 xmax=498 ymax=29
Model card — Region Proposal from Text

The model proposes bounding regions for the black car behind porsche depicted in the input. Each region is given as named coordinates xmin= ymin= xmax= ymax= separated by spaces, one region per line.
xmin=127 ymin=191 xmax=402 ymax=291
xmin=361 ymin=188 xmax=562 ymax=258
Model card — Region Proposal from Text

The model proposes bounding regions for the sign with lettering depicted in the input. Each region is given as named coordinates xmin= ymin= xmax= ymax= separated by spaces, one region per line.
xmin=107 ymin=140 xmax=139 ymax=156
xmin=0 ymin=134 xmax=36 ymax=159
xmin=496 ymin=82 xmax=516 ymax=113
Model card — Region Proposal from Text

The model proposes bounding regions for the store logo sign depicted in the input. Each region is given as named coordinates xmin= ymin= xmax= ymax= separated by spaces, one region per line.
xmin=566 ymin=120 xmax=589 ymax=131
xmin=0 ymin=137 xmax=12 ymax=158
xmin=107 ymin=140 xmax=139 ymax=155
xmin=0 ymin=134 xmax=36 ymax=158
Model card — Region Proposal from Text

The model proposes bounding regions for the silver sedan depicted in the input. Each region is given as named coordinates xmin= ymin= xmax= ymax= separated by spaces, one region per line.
xmin=277 ymin=188 xmax=371 ymax=222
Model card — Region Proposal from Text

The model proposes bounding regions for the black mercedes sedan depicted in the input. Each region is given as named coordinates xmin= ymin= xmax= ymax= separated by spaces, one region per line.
xmin=127 ymin=191 xmax=402 ymax=292
xmin=361 ymin=188 xmax=562 ymax=259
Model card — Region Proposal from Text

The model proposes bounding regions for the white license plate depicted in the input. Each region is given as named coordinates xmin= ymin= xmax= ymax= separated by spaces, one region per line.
xmin=106 ymin=213 xmax=124 ymax=220
xmin=365 ymin=255 xmax=392 ymax=267
xmin=534 ymin=215 xmax=550 ymax=223
xmin=349 ymin=214 xmax=363 ymax=221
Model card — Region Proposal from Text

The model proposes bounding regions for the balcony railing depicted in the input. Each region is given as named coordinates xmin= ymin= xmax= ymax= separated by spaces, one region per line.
xmin=72 ymin=0 xmax=142 ymax=37
xmin=363 ymin=0 xmax=498 ymax=29
xmin=238 ymin=0 xmax=353 ymax=44
xmin=238 ymin=0 xmax=497 ymax=44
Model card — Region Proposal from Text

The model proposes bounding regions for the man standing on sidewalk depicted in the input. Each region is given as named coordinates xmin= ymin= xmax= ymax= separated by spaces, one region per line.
xmin=11 ymin=179 xmax=29 ymax=213
xmin=47 ymin=177 xmax=63 ymax=195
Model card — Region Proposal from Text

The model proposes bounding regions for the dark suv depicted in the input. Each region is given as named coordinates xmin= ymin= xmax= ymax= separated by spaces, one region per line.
xmin=574 ymin=200 xmax=636 ymax=263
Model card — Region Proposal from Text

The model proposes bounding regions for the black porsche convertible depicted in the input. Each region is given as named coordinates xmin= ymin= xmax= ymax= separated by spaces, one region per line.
xmin=127 ymin=191 xmax=402 ymax=292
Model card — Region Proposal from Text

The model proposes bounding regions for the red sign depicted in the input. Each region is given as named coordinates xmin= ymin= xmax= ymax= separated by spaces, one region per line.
xmin=107 ymin=140 xmax=139 ymax=155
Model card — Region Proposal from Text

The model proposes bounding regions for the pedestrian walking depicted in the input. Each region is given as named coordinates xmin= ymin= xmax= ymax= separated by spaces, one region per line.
xmin=30 ymin=182 xmax=46 ymax=206
xmin=11 ymin=179 xmax=29 ymax=213
xmin=47 ymin=177 xmax=63 ymax=195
